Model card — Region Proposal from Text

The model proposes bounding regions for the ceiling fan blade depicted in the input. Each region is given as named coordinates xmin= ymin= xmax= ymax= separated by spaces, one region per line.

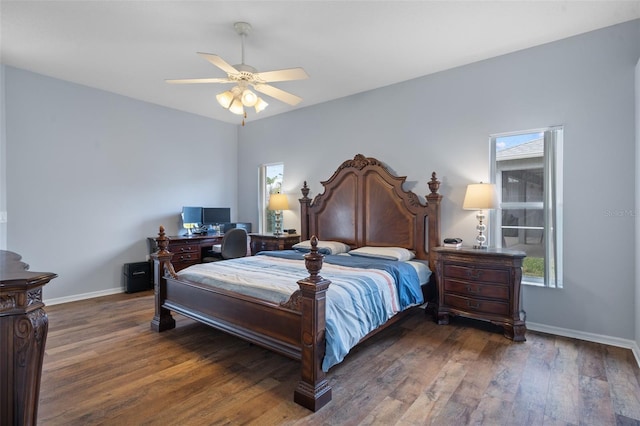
xmin=254 ymin=67 xmax=309 ymax=83
xmin=253 ymin=83 xmax=302 ymax=106
xmin=197 ymin=52 xmax=238 ymax=75
xmin=166 ymin=78 xmax=233 ymax=84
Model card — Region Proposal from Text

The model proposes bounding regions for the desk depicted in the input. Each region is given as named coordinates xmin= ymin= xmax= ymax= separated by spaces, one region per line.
xmin=148 ymin=234 xmax=223 ymax=271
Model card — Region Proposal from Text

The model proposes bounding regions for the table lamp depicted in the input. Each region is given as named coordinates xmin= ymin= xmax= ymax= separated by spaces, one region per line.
xmin=463 ymin=182 xmax=498 ymax=249
xmin=268 ymin=193 xmax=289 ymax=236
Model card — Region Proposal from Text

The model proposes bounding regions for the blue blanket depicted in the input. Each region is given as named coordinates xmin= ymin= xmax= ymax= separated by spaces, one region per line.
xmin=260 ymin=250 xmax=424 ymax=370
xmin=260 ymin=250 xmax=423 ymax=309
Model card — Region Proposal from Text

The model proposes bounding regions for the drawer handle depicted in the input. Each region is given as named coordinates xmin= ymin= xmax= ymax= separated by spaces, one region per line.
xmin=466 ymin=269 xmax=482 ymax=279
xmin=465 ymin=285 xmax=480 ymax=294
xmin=467 ymin=300 xmax=481 ymax=309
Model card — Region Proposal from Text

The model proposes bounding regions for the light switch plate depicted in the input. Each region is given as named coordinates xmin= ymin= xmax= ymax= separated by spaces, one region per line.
xmin=0 ymin=212 xmax=6 ymax=223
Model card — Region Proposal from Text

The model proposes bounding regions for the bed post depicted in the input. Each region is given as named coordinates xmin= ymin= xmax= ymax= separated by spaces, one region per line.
xmin=299 ymin=181 xmax=311 ymax=240
xmin=294 ymin=236 xmax=332 ymax=411
xmin=427 ymin=172 xmax=442 ymax=271
xmin=150 ymin=226 xmax=176 ymax=332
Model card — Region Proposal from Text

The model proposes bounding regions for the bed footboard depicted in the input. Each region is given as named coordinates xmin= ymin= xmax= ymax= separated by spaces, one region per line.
xmin=150 ymin=227 xmax=333 ymax=411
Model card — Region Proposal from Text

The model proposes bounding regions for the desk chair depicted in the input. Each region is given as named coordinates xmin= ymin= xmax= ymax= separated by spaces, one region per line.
xmin=202 ymin=228 xmax=249 ymax=262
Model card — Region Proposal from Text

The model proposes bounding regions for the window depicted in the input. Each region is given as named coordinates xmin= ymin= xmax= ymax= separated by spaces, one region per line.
xmin=258 ymin=163 xmax=284 ymax=233
xmin=490 ymin=127 xmax=563 ymax=288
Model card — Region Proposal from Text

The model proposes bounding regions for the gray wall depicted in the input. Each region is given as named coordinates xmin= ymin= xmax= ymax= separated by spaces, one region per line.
xmin=238 ymin=20 xmax=640 ymax=340
xmin=4 ymin=67 xmax=237 ymax=301
xmin=0 ymin=65 xmax=6 ymax=250
xmin=636 ymin=57 xmax=640 ymax=350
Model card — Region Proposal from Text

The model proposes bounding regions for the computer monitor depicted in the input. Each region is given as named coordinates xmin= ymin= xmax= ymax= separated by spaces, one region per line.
xmin=202 ymin=207 xmax=231 ymax=225
xmin=181 ymin=206 xmax=202 ymax=226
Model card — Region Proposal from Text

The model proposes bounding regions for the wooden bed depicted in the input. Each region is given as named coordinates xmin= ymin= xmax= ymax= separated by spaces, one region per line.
xmin=150 ymin=154 xmax=442 ymax=411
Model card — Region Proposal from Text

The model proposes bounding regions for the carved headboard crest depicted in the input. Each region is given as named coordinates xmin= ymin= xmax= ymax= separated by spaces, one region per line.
xmin=299 ymin=154 xmax=442 ymax=265
xmin=337 ymin=154 xmax=383 ymax=171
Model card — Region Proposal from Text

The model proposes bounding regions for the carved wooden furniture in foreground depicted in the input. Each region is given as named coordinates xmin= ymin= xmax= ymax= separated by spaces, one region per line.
xmin=0 ymin=250 xmax=57 ymax=425
xmin=151 ymin=154 xmax=442 ymax=411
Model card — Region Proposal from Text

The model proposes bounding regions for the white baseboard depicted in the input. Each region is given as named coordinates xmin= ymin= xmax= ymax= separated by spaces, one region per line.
xmin=528 ymin=322 xmax=640 ymax=369
xmin=45 ymin=287 xmax=123 ymax=306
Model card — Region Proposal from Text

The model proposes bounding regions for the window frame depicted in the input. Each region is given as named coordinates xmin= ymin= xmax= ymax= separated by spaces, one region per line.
xmin=258 ymin=162 xmax=284 ymax=234
xmin=490 ymin=126 xmax=563 ymax=288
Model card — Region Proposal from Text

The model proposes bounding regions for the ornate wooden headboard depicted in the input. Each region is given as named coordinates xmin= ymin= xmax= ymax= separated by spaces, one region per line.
xmin=299 ymin=154 xmax=442 ymax=264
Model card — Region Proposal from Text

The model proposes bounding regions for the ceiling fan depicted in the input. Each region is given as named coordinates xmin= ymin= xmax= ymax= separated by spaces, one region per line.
xmin=166 ymin=22 xmax=309 ymax=121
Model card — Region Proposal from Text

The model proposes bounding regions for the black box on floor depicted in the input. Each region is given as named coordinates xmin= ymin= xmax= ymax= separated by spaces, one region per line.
xmin=123 ymin=261 xmax=153 ymax=293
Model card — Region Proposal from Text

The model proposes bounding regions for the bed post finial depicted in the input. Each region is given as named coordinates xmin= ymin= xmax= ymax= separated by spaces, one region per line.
xmin=295 ymin=234 xmax=332 ymax=411
xmin=301 ymin=181 xmax=310 ymax=200
xmin=304 ymin=236 xmax=324 ymax=282
xmin=155 ymin=225 xmax=170 ymax=254
xmin=428 ymin=172 xmax=440 ymax=195
xmin=299 ymin=181 xmax=312 ymax=240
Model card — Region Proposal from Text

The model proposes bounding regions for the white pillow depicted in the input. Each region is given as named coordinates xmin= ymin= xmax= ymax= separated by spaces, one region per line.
xmin=292 ymin=240 xmax=351 ymax=255
xmin=349 ymin=246 xmax=415 ymax=261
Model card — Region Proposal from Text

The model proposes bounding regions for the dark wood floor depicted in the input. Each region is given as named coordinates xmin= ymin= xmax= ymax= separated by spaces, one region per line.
xmin=38 ymin=291 xmax=640 ymax=425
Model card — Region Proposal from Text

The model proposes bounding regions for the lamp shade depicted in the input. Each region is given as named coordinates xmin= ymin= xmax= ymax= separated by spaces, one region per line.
xmin=463 ymin=183 xmax=498 ymax=210
xmin=254 ymin=97 xmax=268 ymax=113
xmin=268 ymin=193 xmax=289 ymax=211
xmin=216 ymin=90 xmax=234 ymax=109
xmin=228 ymin=97 xmax=245 ymax=115
xmin=241 ymin=89 xmax=258 ymax=107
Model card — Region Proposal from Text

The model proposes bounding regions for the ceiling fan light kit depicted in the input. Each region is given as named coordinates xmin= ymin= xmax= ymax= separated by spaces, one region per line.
xmin=241 ymin=89 xmax=258 ymax=107
xmin=167 ymin=21 xmax=308 ymax=124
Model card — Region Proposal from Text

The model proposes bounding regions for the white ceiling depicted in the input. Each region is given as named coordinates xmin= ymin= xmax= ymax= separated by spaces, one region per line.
xmin=2 ymin=1 xmax=639 ymax=125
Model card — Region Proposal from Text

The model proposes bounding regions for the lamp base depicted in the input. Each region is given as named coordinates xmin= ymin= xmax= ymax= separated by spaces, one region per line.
xmin=274 ymin=211 xmax=283 ymax=236
xmin=473 ymin=209 xmax=488 ymax=250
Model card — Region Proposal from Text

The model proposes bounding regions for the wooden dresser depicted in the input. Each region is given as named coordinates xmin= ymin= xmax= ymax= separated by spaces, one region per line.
xmin=432 ymin=246 xmax=527 ymax=341
xmin=1 ymin=250 xmax=57 ymax=425
xmin=250 ymin=233 xmax=301 ymax=255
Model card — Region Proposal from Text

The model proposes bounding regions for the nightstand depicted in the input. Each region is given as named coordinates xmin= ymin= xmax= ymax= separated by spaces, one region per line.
xmin=432 ymin=246 xmax=527 ymax=341
xmin=249 ymin=233 xmax=301 ymax=255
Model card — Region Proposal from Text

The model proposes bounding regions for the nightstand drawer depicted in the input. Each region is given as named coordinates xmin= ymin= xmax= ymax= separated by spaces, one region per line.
xmin=443 ymin=278 xmax=510 ymax=300
xmin=444 ymin=293 xmax=510 ymax=316
xmin=250 ymin=234 xmax=300 ymax=255
xmin=253 ymin=239 xmax=280 ymax=252
xmin=444 ymin=264 xmax=509 ymax=284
